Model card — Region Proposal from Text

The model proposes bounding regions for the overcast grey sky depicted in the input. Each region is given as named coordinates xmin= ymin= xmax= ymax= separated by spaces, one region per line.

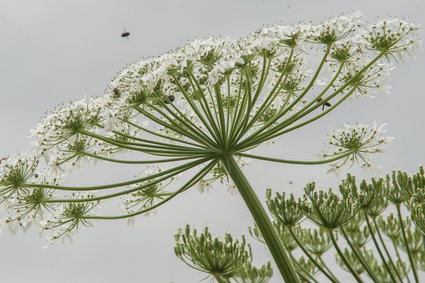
xmin=0 ymin=0 xmax=424 ymax=282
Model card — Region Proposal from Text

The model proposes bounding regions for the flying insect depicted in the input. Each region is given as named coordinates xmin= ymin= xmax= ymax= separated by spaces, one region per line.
xmin=316 ymin=97 xmax=331 ymax=111
xmin=121 ymin=29 xmax=130 ymax=38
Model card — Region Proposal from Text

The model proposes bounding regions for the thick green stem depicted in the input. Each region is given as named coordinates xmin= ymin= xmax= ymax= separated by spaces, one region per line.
xmin=221 ymin=155 xmax=300 ymax=283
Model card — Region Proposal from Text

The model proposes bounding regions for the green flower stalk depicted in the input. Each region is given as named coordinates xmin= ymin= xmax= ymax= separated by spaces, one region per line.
xmin=410 ymin=187 xmax=425 ymax=235
xmin=0 ymin=12 xmax=421 ymax=282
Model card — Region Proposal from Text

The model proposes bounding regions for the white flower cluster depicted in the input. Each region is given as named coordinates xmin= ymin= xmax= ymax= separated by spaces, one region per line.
xmin=29 ymin=95 xmax=138 ymax=170
xmin=361 ymin=18 xmax=422 ymax=61
xmin=39 ymin=192 xmax=100 ymax=245
xmin=0 ymin=153 xmax=63 ymax=236
xmin=0 ymin=12 xmax=420 ymax=242
xmin=324 ymin=122 xmax=394 ymax=173
xmin=26 ymin=12 xmax=419 ymax=170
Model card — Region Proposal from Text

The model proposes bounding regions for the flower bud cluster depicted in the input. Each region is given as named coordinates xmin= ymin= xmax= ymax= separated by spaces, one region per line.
xmin=174 ymin=225 xmax=252 ymax=280
xmin=258 ymin=166 xmax=425 ymax=281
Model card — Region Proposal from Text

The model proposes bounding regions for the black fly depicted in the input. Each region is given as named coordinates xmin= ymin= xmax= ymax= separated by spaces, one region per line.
xmin=316 ymin=97 xmax=331 ymax=111
xmin=164 ymin=95 xmax=175 ymax=104
xmin=121 ymin=28 xmax=130 ymax=39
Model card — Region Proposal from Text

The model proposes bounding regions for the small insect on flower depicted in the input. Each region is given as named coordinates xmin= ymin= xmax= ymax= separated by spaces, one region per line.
xmin=316 ymin=98 xmax=331 ymax=111
xmin=164 ymin=95 xmax=175 ymax=104
xmin=112 ymin=88 xmax=120 ymax=96
xmin=121 ymin=29 xmax=130 ymax=38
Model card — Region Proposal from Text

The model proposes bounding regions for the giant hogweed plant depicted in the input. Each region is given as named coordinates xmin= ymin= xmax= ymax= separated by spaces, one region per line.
xmin=0 ymin=13 xmax=420 ymax=282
